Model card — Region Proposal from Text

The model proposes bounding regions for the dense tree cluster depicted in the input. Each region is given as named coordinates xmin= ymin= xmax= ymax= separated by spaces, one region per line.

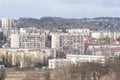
xmin=22 ymin=57 xmax=120 ymax=80
xmin=14 ymin=17 xmax=120 ymax=30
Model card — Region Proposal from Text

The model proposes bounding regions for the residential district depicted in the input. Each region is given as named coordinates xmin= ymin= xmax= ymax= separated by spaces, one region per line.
xmin=0 ymin=17 xmax=120 ymax=69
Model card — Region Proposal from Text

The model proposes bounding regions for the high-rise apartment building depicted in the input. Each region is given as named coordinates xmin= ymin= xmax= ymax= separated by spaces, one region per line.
xmin=11 ymin=34 xmax=19 ymax=48
xmin=60 ymin=33 xmax=84 ymax=54
xmin=51 ymin=32 xmax=85 ymax=54
xmin=1 ymin=17 xmax=12 ymax=30
xmin=51 ymin=33 xmax=60 ymax=49
xmin=19 ymin=28 xmax=46 ymax=50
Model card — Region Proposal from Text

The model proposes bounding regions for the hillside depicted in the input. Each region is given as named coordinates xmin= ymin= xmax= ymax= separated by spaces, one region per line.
xmin=1 ymin=17 xmax=120 ymax=30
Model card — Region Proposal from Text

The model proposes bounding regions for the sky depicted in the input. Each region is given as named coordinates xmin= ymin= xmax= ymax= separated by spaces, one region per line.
xmin=0 ymin=0 xmax=120 ymax=19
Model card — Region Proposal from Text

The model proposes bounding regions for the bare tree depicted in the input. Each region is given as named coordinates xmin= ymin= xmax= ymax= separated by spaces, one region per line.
xmin=109 ymin=57 xmax=120 ymax=80
xmin=0 ymin=69 xmax=6 ymax=80
xmin=43 ymin=70 xmax=50 ymax=80
xmin=23 ymin=71 xmax=40 ymax=80
xmin=77 ymin=62 xmax=109 ymax=80
xmin=100 ymin=72 xmax=116 ymax=80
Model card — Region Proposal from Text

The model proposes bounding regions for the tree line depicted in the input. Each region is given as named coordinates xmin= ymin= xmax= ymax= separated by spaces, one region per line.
xmin=22 ymin=57 xmax=120 ymax=80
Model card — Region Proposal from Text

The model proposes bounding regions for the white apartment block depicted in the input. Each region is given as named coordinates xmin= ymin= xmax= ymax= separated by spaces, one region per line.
xmin=19 ymin=27 xmax=46 ymax=50
xmin=40 ymin=49 xmax=56 ymax=58
xmin=49 ymin=59 xmax=70 ymax=69
xmin=66 ymin=29 xmax=90 ymax=35
xmin=88 ymin=44 xmax=120 ymax=56
xmin=90 ymin=31 xmax=120 ymax=39
xmin=51 ymin=32 xmax=85 ymax=54
xmin=20 ymin=27 xmax=44 ymax=34
xmin=60 ymin=33 xmax=84 ymax=54
xmin=49 ymin=54 xmax=105 ymax=69
xmin=59 ymin=33 xmax=84 ymax=46
xmin=0 ymin=48 xmax=55 ymax=68
xmin=11 ymin=34 xmax=19 ymax=48
xmin=89 ymin=44 xmax=120 ymax=49
xmin=51 ymin=33 xmax=60 ymax=49
xmin=66 ymin=54 xmax=105 ymax=63
xmin=1 ymin=17 xmax=12 ymax=30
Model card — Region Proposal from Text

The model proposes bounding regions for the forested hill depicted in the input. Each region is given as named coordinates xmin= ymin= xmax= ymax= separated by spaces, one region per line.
xmin=2 ymin=17 xmax=120 ymax=30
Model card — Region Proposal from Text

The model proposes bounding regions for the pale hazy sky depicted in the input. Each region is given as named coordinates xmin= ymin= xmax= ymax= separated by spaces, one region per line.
xmin=0 ymin=0 xmax=120 ymax=19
